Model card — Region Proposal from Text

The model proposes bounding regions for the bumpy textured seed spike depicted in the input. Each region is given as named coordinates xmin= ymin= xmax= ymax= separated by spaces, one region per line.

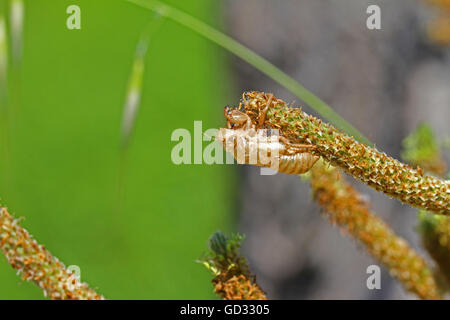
xmin=310 ymin=161 xmax=442 ymax=300
xmin=0 ymin=207 xmax=104 ymax=300
xmin=213 ymin=274 xmax=267 ymax=300
xmin=240 ymin=91 xmax=450 ymax=215
xmin=201 ymin=232 xmax=267 ymax=300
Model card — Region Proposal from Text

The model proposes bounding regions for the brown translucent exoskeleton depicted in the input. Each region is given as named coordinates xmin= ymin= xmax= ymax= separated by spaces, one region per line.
xmin=216 ymin=94 xmax=319 ymax=175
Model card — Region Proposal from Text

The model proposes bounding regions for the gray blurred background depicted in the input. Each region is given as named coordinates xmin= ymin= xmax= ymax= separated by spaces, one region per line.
xmin=223 ymin=0 xmax=450 ymax=299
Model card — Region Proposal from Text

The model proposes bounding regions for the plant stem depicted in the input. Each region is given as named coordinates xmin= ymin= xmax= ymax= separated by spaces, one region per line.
xmin=125 ymin=0 xmax=371 ymax=146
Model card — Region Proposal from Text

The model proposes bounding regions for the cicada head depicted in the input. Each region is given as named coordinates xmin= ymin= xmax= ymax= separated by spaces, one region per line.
xmin=224 ymin=107 xmax=251 ymax=129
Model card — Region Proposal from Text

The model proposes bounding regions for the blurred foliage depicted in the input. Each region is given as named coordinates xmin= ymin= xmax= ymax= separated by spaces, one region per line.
xmin=401 ymin=124 xmax=440 ymax=164
xmin=419 ymin=210 xmax=450 ymax=291
xmin=401 ymin=123 xmax=447 ymax=177
xmin=0 ymin=0 xmax=234 ymax=299
xmin=402 ymin=124 xmax=450 ymax=292
xmin=200 ymin=232 xmax=248 ymax=277
xmin=444 ymin=137 xmax=450 ymax=152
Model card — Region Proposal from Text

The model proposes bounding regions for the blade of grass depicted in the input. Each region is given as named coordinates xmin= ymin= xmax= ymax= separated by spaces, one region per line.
xmin=125 ymin=0 xmax=372 ymax=146
xmin=10 ymin=0 xmax=24 ymax=65
xmin=120 ymin=17 xmax=164 ymax=149
xmin=0 ymin=2 xmax=12 ymax=192
xmin=0 ymin=10 xmax=7 ymax=106
xmin=117 ymin=16 xmax=164 ymax=216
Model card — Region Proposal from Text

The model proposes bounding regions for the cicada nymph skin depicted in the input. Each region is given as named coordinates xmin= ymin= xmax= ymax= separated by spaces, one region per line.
xmin=217 ymin=96 xmax=319 ymax=175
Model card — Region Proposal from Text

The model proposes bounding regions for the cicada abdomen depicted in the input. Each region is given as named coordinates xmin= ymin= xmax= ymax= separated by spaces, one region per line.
xmin=278 ymin=153 xmax=320 ymax=175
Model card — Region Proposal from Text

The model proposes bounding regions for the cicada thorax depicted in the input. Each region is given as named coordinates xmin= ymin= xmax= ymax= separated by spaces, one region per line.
xmin=217 ymin=127 xmax=319 ymax=174
xmin=218 ymin=106 xmax=320 ymax=175
xmin=219 ymin=128 xmax=282 ymax=167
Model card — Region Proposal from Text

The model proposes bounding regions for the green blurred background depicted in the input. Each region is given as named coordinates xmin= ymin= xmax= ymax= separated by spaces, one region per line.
xmin=0 ymin=0 xmax=235 ymax=299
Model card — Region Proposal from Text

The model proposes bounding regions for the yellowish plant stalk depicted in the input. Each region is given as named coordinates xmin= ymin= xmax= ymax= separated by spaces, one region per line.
xmin=428 ymin=14 xmax=450 ymax=46
xmin=212 ymin=274 xmax=267 ymax=300
xmin=424 ymin=0 xmax=450 ymax=45
xmin=426 ymin=0 xmax=450 ymax=12
xmin=238 ymin=91 xmax=450 ymax=215
xmin=310 ymin=160 xmax=442 ymax=300
xmin=0 ymin=207 xmax=104 ymax=300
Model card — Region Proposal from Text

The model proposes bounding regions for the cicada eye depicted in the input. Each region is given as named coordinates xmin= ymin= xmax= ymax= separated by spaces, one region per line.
xmin=229 ymin=110 xmax=248 ymax=124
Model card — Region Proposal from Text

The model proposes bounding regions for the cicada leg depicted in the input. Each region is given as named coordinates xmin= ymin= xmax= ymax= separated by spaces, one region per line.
xmin=257 ymin=94 xmax=273 ymax=128
xmin=279 ymin=136 xmax=317 ymax=155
